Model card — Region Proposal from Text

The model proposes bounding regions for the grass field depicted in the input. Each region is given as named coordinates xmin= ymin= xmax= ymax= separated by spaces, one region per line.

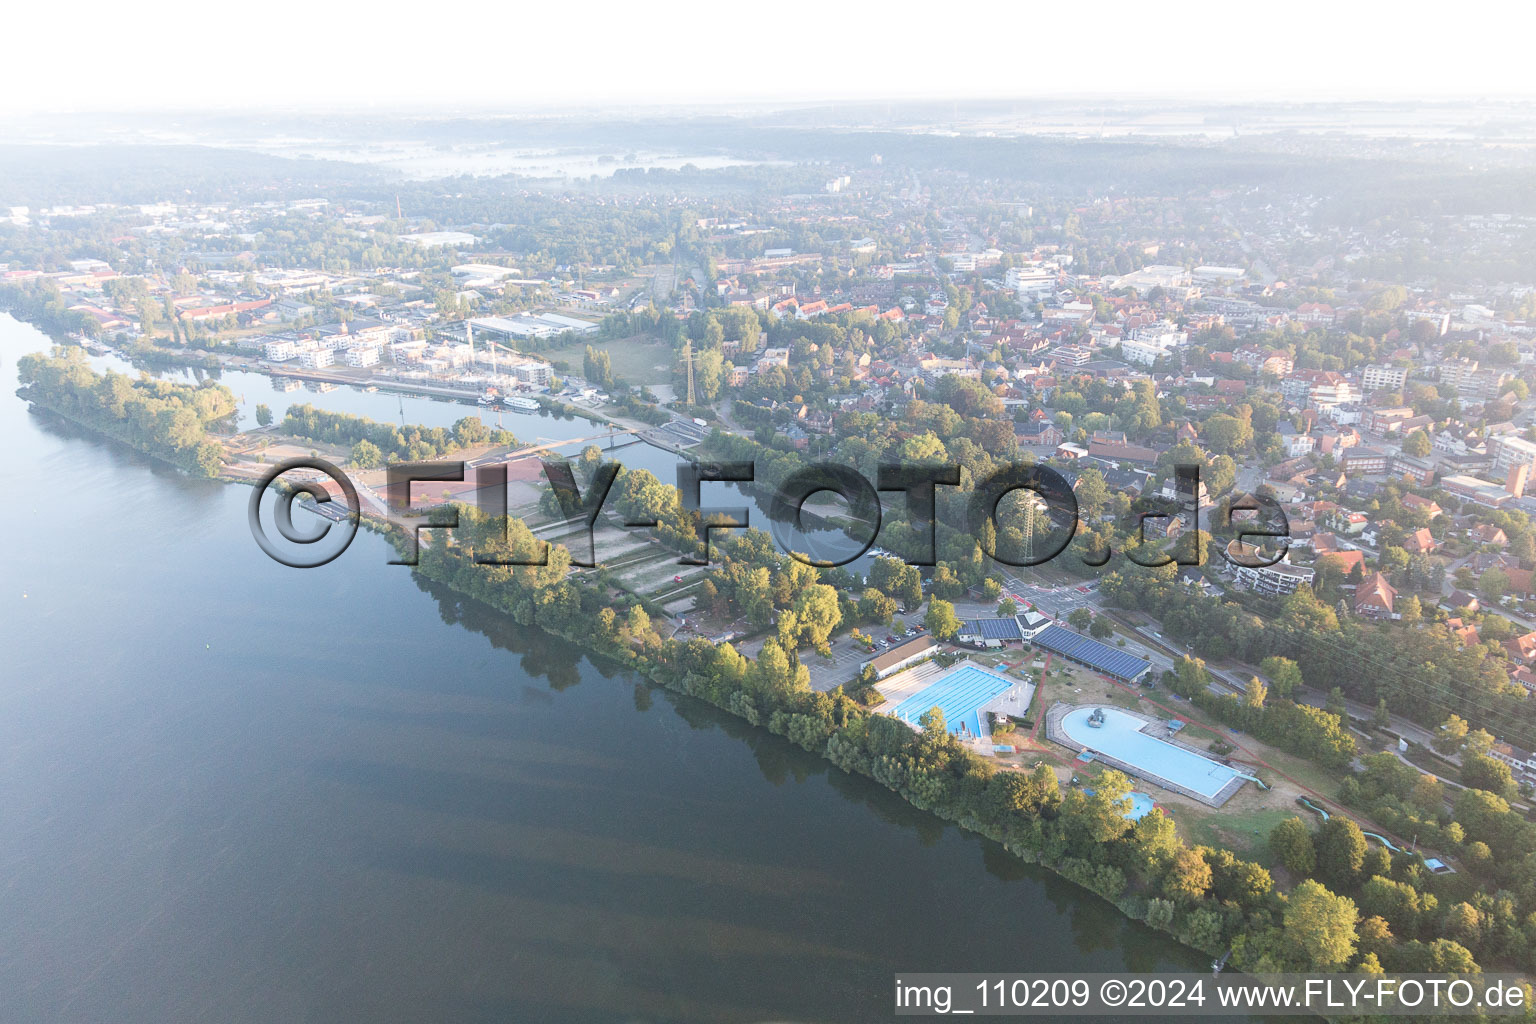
xmin=541 ymin=334 xmax=676 ymax=385
xmin=1179 ymin=803 xmax=1301 ymax=863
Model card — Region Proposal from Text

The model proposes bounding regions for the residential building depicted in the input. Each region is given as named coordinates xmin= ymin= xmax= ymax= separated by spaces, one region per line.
xmin=1354 ymin=572 xmax=1398 ymax=620
xmin=1225 ymin=540 xmax=1316 ymax=595
xmin=297 ymin=347 xmax=334 ymax=369
xmin=263 ymin=339 xmax=298 ymax=362
xmin=1492 ymin=435 xmax=1536 ymax=478
xmin=1361 ymin=364 xmax=1409 ymax=393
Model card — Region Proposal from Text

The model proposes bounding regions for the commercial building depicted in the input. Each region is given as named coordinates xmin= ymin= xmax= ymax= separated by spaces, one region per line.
xmin=1006 ymin=265 xmax=1058 ymax=299
xmin=1339 ymin=446 xmax=1388 ymax=475
xmin=511 ymin=361 xmax=553 ymax=386
xmin=1440 ymin=474 xmax=1513 ymax=509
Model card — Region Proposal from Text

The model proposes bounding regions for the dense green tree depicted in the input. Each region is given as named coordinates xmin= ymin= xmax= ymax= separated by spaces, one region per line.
xmin=1260 ymin=656 xmax=1302 ymax=698
xmin=1270 ymin=816 xmax=1316 ymax=877
xmin=1315 ymin=816 xmax=1368 ymax=890
xmin=350 ymin=439 xmax=383 ymax=469
xmin=1282 ymin=880 xmax=1359 ymax=970
xmin=1164 ymin=847 xmax=1213 ymax=902
xmin=1433 ymin=714 xmax=1470 ymax=756
xmin=925 ymin=599 xmax=961 ymax=641
xmin=1463 ymin=753 xmax=1517 ymax=800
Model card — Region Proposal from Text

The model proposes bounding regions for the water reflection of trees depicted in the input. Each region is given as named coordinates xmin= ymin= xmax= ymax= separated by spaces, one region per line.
xmin=408 ymin=569 xmax=1207 ymax=977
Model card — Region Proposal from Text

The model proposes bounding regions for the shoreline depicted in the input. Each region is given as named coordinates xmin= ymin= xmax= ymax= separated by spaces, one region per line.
xmin=17 ymin=383 xmax=1229 ymax=970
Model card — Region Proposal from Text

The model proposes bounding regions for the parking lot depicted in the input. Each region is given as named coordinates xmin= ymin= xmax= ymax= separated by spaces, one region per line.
xmin=805 ymin=622 xmax=926 ymax=692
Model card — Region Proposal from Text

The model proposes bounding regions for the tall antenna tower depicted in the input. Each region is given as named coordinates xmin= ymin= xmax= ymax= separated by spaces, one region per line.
xmin=683 ymin=339 xmax=696 ymax=406
xmin=396 ymin=195 xmax=403 ymax=220
xmin=1020 ymin=495 xmax=1037 ymax=565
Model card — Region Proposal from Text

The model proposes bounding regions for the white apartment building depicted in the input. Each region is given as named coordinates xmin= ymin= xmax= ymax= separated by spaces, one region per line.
xmin=1225 ymin=541 xmax=1315 ymax=596
xmin=1119 ymin=337 xmax=1170 ymax=366
xmin=1361 ymin=364 xmax=1409 ymax=392
xmin=511 ymin=361 xmax=553 ymax=386
xmin=1492 ymin=435 xmax=1536 ymax=477
xmin=263 ymin=339 xmax=298 ymax=362
xmin=1054 ymin=345 xmax=1093 ymax=367
xmin=297 ymin=347 xmax=334 ymax=370
xmin=1310 ymin=379 xmax=1361 ymax=410
xmin=345 ymin=345 xmax=381 ymax=368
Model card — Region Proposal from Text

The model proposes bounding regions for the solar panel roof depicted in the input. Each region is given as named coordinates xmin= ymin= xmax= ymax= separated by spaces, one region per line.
xmin=961 ymin=617 xmax=1024 ymax=640
xmin=1031 ymin=624 xmax=1151 ymax=681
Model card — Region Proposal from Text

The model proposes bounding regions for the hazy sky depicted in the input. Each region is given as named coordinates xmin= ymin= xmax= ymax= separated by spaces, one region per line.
xmin=5 ymin=0 xmax=1531 ymax=115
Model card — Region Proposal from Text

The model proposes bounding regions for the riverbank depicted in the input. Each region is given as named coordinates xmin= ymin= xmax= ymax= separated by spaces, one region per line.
xmin=10 ymin=335 xmax=1340 ymax=981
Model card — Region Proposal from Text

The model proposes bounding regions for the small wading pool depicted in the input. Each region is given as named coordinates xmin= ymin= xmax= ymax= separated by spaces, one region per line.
xmin=1082 ymin=788 xmax=1157 ymax=821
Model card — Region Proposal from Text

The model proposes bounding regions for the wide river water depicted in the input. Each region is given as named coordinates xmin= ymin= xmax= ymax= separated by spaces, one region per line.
xmin=0 ymin=314 xmax=1241 ymax=1022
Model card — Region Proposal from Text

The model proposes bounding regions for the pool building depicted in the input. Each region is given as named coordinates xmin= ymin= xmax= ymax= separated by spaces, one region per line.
xmin=1047 ymin=703 xmax=1247 ymax=806
xmin=1029 ymin=624 xmax=1152 ymax=685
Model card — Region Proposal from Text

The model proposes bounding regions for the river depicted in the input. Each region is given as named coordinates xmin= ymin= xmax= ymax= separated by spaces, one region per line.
xmin=0 ymin=314 xmax=1235 ymax=1022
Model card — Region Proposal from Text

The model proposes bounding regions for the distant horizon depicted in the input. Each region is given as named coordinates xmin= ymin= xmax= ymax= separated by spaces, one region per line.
xmin=7 ymin=0 xmax=1535 ymax=116
xmin=7 ymin=92 xmax=1536 ymax=121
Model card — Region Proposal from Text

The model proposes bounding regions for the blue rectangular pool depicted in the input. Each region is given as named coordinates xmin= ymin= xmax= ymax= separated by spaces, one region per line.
xmin=1061 ymin=706 xmax=1239 ymax=800
xmin=890 ymin=664 xmax=1015 ymax=738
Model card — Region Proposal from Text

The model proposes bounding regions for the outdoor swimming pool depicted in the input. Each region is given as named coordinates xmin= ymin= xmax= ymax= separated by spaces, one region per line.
xmin=1081 ymin=788 xmax=1157 ymax=821
xmin=890 ymin=664 xmax=1016 ymax=738
xmin=1061 ymin=706 xmax=1239 ymax=800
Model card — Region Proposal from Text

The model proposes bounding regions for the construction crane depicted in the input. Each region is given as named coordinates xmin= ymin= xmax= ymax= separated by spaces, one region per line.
xmin=481 ymin=335 xmax=523 ymax=378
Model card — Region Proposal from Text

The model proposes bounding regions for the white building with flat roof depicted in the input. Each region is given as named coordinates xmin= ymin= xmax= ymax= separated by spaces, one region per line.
xmin=1192 ymin=266 xmax=1246 ymax=283
xmin=1362 ymin=364 xmax=1409 ymax=392
xmin=345 ymin=345 xmax=380 ymax=367
xmin=263 ymin=339 xmax=298 ymax=362
xmin=399 ymin=231 xmax=477 ymax=248
xmin=297 ymin=347 xmax=334 ymax=369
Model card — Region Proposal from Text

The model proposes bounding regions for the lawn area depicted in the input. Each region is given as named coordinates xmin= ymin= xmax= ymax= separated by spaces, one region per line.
xmin=1178 ymin=803 xmax=1302 ymax=864
xmin=542 ymin=334 xmax=675 ymax=385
